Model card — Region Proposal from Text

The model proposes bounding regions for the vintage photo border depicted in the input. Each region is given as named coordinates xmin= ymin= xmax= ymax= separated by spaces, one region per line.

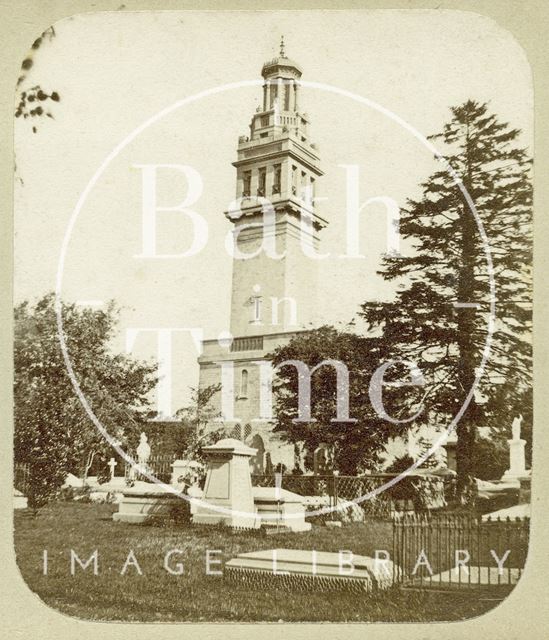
xmin=1 ymin=0 xmax=548 ymax=637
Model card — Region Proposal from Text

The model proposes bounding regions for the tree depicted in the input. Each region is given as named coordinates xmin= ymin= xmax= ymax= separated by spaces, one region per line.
xmin=14 ymin=293 xmax=157 ymax=509
xmin=471 ymin=435 xmax=508 ymax=481
xmin=15 ymin=27 xmax=61 ymax=134
xmin=174 ymin=384 xmax=227 ymax=484
xmin=268 ymin=326 xmax=412 ymax=475
xmin=361 ymin=101 xmax=532 ymax=502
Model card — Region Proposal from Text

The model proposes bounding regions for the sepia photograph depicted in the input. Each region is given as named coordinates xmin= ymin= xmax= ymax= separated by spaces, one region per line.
xmin=11 ymin=8 xmax=533 ymax=623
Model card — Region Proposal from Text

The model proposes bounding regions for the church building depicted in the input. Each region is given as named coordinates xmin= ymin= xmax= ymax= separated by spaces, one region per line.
xmin=198 ymin=42 xmax=328 ymax=473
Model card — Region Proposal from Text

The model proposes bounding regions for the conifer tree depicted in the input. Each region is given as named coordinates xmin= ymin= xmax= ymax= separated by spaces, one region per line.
xmin=361 ymin=101 xmax=532 ymax=501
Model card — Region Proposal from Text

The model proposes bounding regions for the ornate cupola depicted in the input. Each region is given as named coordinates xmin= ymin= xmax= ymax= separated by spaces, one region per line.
xmin=254 ymin=36 xmax=305 ymax=141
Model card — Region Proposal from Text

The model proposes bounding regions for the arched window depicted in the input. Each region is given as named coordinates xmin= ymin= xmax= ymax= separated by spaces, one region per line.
xmin=240 ymin=369 xmax=249 ymax=398
xmin=231 ymin=424 xmax=241 ymax=439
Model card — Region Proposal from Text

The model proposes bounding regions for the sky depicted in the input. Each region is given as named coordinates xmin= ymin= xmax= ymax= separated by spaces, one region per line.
xmin=14 ymin=9 xmax=533 ymax=410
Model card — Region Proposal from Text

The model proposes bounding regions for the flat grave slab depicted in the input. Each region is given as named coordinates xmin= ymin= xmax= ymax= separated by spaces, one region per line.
xmin=225 ymin=548 xmax=399 ymax=592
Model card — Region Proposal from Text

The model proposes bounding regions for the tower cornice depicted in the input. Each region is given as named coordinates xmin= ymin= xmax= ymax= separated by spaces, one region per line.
xmin=224 ymin=199 xmax=328 ymax=232
xmin=233 ymin=139 xmax=323 ymax=178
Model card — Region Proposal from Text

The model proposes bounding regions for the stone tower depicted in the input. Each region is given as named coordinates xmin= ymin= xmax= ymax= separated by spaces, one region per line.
xmin=227 ymin=38 xmax=327 ymax=336
xmin=198 ymin=41 xmax=327 ymax=471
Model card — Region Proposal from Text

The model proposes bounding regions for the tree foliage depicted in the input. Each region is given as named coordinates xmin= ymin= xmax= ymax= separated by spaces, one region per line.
xmin=15 ymin=26 xmax=60 ymax=133
xmin=268 ymin=326 xmax=413 ymax=475
xmin=471 ymin=435 xmax=508 ymax=481
xmin=360 ymin=100 xmax=532 ymax=498
xmin=175 ymin=384 xmax=228 ymax=483
xmin=14 ymin=293 xmax=157 ymax=508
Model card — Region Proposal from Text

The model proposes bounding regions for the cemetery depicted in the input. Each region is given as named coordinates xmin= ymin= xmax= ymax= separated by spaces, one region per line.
xmin=11 ymin=17 xmax=534 ymax=626
xmin=11 ymin=32 xmax=534 ymax=623
xmin=13 ymin=415 xmax=531 ymax=621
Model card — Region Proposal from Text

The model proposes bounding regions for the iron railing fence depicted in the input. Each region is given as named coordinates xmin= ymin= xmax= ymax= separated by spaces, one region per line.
xmin=124 ymin=453 xmax=177 ymax=484
xmin=392 ymin=512 xmax=530 ymax=589
xmin=251 ymin=473 xmax=458 ymax=518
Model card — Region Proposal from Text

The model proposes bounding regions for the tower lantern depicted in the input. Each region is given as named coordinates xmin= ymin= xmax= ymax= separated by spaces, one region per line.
xmin=258 ymin=36 xmax=303 ymax=132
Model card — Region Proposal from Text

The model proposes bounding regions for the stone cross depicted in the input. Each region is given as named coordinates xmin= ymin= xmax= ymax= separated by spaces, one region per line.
xmin=108 ymin=457 xmax=117 ymax=481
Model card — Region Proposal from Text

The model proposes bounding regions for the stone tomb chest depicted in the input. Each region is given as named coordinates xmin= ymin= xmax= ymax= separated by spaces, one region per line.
xmin=225 ymin=548 xmax=399 ymax=592
xmin=252 ymin=487 xmax=311 ymax=532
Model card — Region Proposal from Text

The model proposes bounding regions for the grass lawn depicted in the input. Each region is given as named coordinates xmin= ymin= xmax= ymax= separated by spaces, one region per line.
xmin=14 ymin=502 xmax=513 ymax=622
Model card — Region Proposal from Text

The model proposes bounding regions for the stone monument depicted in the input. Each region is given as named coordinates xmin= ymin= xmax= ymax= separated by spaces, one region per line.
xmin=313 ymin=443 xmax=333 ymax=476
xmin=225 ymin=549 xmax=401 ymax=592
xmin=112 ymin=482 xmax=183 ymax=523
xmin=136 ymin=432 xmax=151 ymax=469
xmin=112 ymin=433 xmax=186 ymax=523
xmin=171 ymin=459 xmax=202 ymax=489
xmin=192 ymin=438 xmax=260 ymax=529
xmin=108 ymin=457 xmax=117 ymax=481
xmin=128 ymin=432 xmax=151 ymax=482
xmin=502 ymin=415 xmax=528 ymax=482
xmin=442 ymin=433 xmax=458 ymax=473
xmin=253 ymin=487 xmax=311 ymax=532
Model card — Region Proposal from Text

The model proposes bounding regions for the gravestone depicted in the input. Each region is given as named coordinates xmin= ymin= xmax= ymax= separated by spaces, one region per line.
xmin=502 ymin=415 xmax=528 ymax=482
xmin=442 ymin=434 xmax=457 ymax=472
xmin=128 ymin=432 xmax=152 ymax=481
xmin=192 ymin=438 xmax=260 ymax=529
xmin=112 ymin=482 xmax=183 ymax=523
xmin=108 ymin=457 xmax=117 ymax=481
xmin=225 ymin=549 xmax=400 ymax=592
xmin=13 ymin=488 xmax=28 ymax=509
xmin=171 ymin=459 xmax=202 ymax=489
xmin=313 ymin=443 xmax=333 ymax=476
xmin=113 ymin=434 xmax=184 ymax=523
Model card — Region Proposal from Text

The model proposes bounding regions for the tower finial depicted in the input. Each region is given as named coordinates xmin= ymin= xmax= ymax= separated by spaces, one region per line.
xmin=280 ymin=35 xmax=285 ymax=57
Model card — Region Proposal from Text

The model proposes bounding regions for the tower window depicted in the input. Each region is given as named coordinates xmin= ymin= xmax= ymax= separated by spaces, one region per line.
xmin=240 ymin=369 xmax=249 ymax=399
xmin=242 ymin=171 xmax=251 ymax=197
xmin=251 ymin=295 xmax=262 ymax=323
xmin=291 ymin=165 xmax=298 ymax=195
xmin=272 ymin=164 xmax=281 ymax=194
xmin=257 ymin=167 xmax=266 ymax=196
xmin=261 ymin=115 xmax=269 ymax=127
